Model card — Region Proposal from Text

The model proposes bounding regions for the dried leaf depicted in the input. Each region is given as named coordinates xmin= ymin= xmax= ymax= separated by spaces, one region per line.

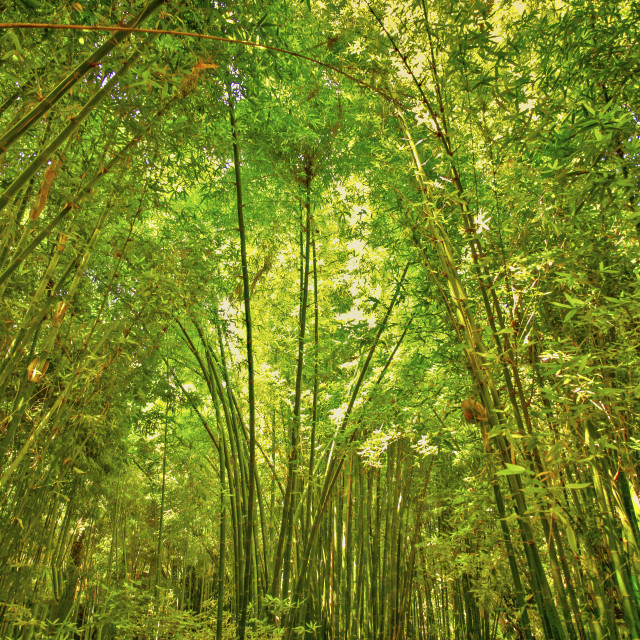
xmin=54 ymin=301 xmax=69 ymax=325
xmin=30 ymin=159 xmax=62 ymax=221
xmin=27 ymin=358 xmax=49 ymax=383
xmin=473 ymin=400 xmax=487 ymax=422
xmin=57 ymin=233 xmax=69 ymax=252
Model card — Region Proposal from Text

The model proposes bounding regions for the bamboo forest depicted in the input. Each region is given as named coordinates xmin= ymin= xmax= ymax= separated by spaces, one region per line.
xmin=0 ymin=0 xmax=639 ymax=638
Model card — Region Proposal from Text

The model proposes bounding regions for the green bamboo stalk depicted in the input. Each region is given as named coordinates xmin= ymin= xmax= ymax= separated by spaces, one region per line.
xmin=0 ymin=213 xmax=109 ymax=467
xmin=0 ymin=0 xmax=164 ymax=156
xmin=154 ymin=389 xmax=169 ymax=596
xmin=542 ymin=519 xmax=579 ymax=640
xmin=394 ymin=458 xmax=434 ymax=640
xmin=551 ymin=519 xmax=590 ymax=640
xmin=0 ymin=318 xmax=123 ymax=489
xmin=352 ymin=467 xmax=367 ymax=639
xmin=334 ymin=485 xmax=343 ymax=638
xmin=184 ymin=318 xmax=246 ymax=616
xmin=491 ymin=481 xmax=535 ymax=640
xmin=0 ymin=90 xmax=181 ymax=294
xmin=284 ymin=264 xmax=409 ymax=640
xmin=216 ymin=409 xmax=227 ymax=640
xmin=229 ymin=95 xmax=256 ymax=640
xmin=400 ymin=114 xmax=566 ymax=640
xmin=0 ymin=37 xmax=155 ymax=216
xmin=0 ymin=117 xmax=51 ymax=264
xmin=274 ymin=178 xmax=312 ymax=604
xmin=0 ymin=246 xmax=66 ymax=388
xmin=229 ymin=387 xmax=275 ymax=596
xmin=381 ymin=443 xmax=396 ymax=640
xmin=591 ymin=458 xmax=640 ymax=638
xmin=371 ymin=469 xmax=381 ymax=637
xmin=343 ymin=455 xmax=354 ymax=639
xmin=305 ymin=215 xmax=320 ymax=542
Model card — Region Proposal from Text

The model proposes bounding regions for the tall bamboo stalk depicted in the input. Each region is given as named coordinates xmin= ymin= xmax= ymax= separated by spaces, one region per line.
xmin=229 ymin=94 xmax=256 ymax=640
xmin=0 ymin=0 xmax=164 ymax=157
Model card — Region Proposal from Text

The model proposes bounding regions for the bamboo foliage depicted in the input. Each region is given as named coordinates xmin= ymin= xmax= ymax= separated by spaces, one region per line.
xmin=1 ymin=0 xmax=639 ymax=638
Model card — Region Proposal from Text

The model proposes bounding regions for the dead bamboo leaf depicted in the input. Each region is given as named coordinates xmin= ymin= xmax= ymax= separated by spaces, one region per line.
xmin=53 ymin=301 xmax=69 ymax=325
xmin=27 ymin=358 xmax=49 ymax=383
xmin=193 ymin=61 xmax=219 ymax=70
xmin=30 ymin=158 xmax=62 ymax=221
xmin=57 ymin=233 xmax=69 ymax=252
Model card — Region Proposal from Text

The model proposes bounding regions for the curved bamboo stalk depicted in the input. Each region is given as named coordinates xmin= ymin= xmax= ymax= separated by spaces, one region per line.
xmin=0 ymin=0 xmax=164 ymax=156
xmin=0 ymin=92 xmax=181 ymax=293
xmin=0 ymin=35 xmax=155 ymax=215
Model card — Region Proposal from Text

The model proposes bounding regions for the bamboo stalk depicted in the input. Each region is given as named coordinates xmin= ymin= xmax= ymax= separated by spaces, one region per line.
xmin=229 ymin=95 xmax=256 ymax=640
xmin=0 ymin=0 xmax=164 ymax=156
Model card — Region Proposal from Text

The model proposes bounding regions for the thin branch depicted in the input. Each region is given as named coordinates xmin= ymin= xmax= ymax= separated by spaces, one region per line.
xmin=0 ymin=22 xmax=404 ymax=109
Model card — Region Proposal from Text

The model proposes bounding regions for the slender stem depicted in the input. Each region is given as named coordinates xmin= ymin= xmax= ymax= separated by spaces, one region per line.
xmin=285 ymin=262 xmax=409 ymax=638
xmin=155 ymin=391 xmax=169 ymax=595
xmin=230 ymin=93 xmax=255 ymax=640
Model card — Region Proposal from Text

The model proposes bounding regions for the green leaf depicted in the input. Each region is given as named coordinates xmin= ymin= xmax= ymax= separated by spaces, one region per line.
xmin=566 ymin=526 xmax=579 ymax=554
xmin=565 ymin=482 xmax=591 ymax=490
xmin=496 ymin=463 xmax=528 ymax=476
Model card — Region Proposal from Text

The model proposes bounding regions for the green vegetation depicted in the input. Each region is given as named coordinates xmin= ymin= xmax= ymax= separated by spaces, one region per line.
xmin=1 ymin=0 xmax=639 ymax=638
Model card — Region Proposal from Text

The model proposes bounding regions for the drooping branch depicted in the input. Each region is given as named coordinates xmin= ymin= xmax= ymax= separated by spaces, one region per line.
xmin=0 ymin=22 xmax=402 ymax=109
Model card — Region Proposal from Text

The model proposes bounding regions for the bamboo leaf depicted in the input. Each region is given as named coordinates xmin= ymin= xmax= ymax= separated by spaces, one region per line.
xmin=564 ymin=482 xmax=591 ymax=490
xmin=496 ymin=463 xmax=528 ymax=476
